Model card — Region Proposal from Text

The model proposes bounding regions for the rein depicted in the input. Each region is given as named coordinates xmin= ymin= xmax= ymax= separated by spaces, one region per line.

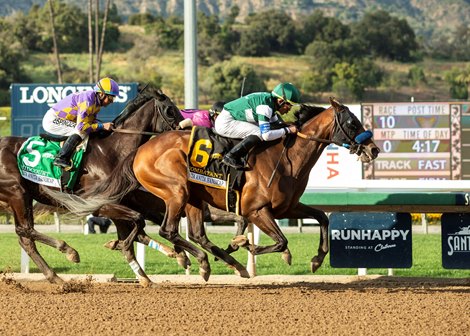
xmin=113 ymin=99 xmax=180 ymax=136
xmin=112 ymin=129 xmax=161 ymax=136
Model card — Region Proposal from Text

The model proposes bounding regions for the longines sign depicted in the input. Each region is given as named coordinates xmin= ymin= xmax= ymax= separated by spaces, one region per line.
xmin=10 ymin=83 xmax=138 ymax=136
xmin=329 ymin=212 xmax=412 ymax=268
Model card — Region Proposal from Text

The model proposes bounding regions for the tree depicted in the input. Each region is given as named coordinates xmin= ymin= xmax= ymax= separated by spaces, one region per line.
xmin=352 ymin=10 xmax=418 ymax=61
xmin=298 ymin=10 xmax=350 ymax=52
xmin=202 ymin=60 xmax=266 ymax=101
xmin=237 ymin=24 xmax=271 ymax=56
xmin=128 ymin=12 xmax=155 ymax=26
xmin=445 ymin=67 xmax=469 ymax=99
xmin=146 ymin=16 xmax=184 ymax=50
xmin=197 ymin=12 xmax=227 ymax=65
xmin=48 ymin=0 xmax=62 ymax=83
xmin=239 ymin=9 xmax=299 ymax=55
xmin=0 ymin=19 xmax=29 ymax=104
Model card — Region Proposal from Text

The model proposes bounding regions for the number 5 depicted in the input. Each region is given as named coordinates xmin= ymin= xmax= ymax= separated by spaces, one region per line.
xmin=22 ymin=140 xmax=45 ymax=167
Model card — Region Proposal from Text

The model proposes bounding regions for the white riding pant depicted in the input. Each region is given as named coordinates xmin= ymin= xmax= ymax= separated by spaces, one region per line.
xmin=42 ymin=108 xmax=86 ymax=139
xmin=214 ymin=109 xmax=261 ymax=139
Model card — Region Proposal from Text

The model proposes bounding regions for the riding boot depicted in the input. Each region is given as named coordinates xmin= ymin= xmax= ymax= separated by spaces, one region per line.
xmin=53 ymin=134 xmax=82 ymax=170
xmin=222 ymin=135 xmax=262 ymax=169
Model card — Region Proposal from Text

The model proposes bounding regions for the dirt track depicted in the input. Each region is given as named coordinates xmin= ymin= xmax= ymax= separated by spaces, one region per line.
xmin=0 ymin=274 xmax=469 ymax=336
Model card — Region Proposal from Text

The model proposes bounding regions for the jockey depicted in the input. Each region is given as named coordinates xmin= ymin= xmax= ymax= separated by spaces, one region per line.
xmin=42 ymin=77 xmax=118 ymax=169
xmin=214 ymin=82 xmax=300 ymax=169
xmin=179 ymin=101 xmax=225 ymax=128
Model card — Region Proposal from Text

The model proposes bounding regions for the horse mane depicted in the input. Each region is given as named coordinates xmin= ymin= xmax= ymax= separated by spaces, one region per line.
xmin=295 ymin=104 xmax=326 ymax=126
xmin=112 ymin=86 xmax=182 ymax=127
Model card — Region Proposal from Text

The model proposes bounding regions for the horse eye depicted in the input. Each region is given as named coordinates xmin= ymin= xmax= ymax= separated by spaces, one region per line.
xmin=346 ymin=119 xmax=358 ymax=130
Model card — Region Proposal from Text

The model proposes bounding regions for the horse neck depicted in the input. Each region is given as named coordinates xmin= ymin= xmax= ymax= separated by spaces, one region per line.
xmin=105 ymin=99 xmax=157 ymax=158
xmin=289 ymin=107 xmax=336 ymax=178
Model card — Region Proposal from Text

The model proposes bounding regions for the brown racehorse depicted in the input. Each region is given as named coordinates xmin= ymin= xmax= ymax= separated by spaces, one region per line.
xmin=49 ymin=97 xmax=379 ymax=280
xmin=0 ymin=87 xmax=188 ymax=285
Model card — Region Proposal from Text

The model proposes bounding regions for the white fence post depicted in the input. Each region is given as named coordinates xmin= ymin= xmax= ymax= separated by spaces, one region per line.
xmin=136 ymin=243 xmax=145 ymax=273
xmin=20 ymin=248 xmax=30 ymax=273
xmin=246 ymin=223 xmax=260 ymax=277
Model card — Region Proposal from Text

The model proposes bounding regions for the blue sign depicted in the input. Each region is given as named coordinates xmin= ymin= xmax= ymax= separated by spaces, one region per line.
xmin=329 ymin=212 xmax=412 ymax=268
xmin=10 ymin=83 xmax=139 ymax=136
xmin=441 ymin=213 xmax=470 ymax=269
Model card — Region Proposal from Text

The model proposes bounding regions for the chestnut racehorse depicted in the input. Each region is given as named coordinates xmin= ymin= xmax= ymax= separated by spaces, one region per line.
xmin=0 ymin=87 xmax=188 ymax=285
xmin=49 ymin=98 xmax=379 ymax=280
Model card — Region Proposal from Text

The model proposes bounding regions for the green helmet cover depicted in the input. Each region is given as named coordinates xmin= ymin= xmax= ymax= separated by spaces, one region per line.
xmin=271 ymin=82 xmax=301 ymax=104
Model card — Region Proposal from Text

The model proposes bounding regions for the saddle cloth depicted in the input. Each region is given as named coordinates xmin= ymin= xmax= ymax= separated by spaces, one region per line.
xmin=187 ymin=127 xmax=244 ymax=214
xmin=17 ymin=136 xmax=84 ymax=190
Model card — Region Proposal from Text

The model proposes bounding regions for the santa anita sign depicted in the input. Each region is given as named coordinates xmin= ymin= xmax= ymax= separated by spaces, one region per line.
xmin=10 ymin=83 xmax=138 ymax=136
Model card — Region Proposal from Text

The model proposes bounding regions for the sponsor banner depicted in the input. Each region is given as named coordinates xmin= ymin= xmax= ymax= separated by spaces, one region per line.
xmin=441 ymin=213 xmax=470 ymax=269
xmin=10 ymin=83 xmax=139 ymax=136
xmin=329 ymin=212 xmax=412 ymax=268
xmin=307 ymin=105 xmax=363 ymax=188
xmin=188 ymin=171 xmax=227 ymax=188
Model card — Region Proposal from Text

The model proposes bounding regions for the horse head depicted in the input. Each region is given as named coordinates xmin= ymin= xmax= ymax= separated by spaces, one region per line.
xmin=112 ymin=86 xmax=184 ymax=134
xmin=296 ymin=98 xmax=380 ymax=163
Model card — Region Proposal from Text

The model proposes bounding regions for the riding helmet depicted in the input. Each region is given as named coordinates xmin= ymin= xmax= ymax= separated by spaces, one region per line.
xmin=271 ymin=82 xmax=301 ymax=105
xmin=94 ymin=77 xmax=120 ymax=97
xmin=209 ymin=101 xmax=225 ymax=117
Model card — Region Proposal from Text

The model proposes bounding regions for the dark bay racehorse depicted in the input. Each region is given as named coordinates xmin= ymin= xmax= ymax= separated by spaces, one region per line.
xmin=49 ymin=98 xmax=379 ymax=280
xmin=0 ymin=87 xmax=187 ymax=285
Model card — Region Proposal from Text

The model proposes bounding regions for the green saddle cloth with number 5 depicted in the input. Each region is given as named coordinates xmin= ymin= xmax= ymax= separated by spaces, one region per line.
xmin=17 ymin=136 xmax=84 ymax=189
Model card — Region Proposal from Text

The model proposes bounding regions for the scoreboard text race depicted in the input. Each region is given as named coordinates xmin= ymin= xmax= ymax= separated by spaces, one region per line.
xmin=362 ymin=102 xmax=470 ymax=180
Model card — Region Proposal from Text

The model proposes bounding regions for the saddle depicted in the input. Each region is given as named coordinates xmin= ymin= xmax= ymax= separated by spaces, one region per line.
xmin=17 ymin=135 xmax=85 ymax=192
xmin=187 ymin=127 xmax=245 ymax=214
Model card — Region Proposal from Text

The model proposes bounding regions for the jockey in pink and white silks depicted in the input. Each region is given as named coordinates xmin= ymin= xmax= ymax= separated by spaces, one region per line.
xmin=179 ymin=101 xmax=225 ymax=129
xmin=214 ymin=82 xmax=301 ymax=169
xmin=42 ymin=77 xmax=118 ymax=169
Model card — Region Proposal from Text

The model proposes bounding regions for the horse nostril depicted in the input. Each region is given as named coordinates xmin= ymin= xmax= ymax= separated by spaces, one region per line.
xmin=372 ymin=147 xmax=380 ymax=158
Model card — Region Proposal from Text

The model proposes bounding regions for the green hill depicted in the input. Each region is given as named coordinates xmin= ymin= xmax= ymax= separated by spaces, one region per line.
xmin=2 ymin=0 xmax=469 ymax=41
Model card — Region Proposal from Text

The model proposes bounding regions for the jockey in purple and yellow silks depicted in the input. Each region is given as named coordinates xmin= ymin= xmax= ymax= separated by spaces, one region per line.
xmin=42 ymin=77 xmax=119 ymax=170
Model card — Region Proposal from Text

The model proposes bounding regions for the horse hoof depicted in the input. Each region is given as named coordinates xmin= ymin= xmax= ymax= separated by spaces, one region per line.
xmin=281 ymin=249 xmax=292 ymax=265
xmin=104 ymin=240 xmax=120 ymax=250
xmin=236 ymin=268 xmax=250 ymax=278
xmin=48 ymin=274 xmax=64 ymax=285
xmin=199 ymin=261 xmax=211 ymax=282
xmin=311 ymin=256 xmax=322 ymax=273
xmin=139 ymin=277 xmax=153 ymax=288
xmin=176 ymin=252 xmax=191 ymax=270
xmin=199 ymin=268 xmax=211 ymax=282
xmin=66 ymin=249 xmax=80 ymax=263
xmin=231 ymin=235 xmax=249 ymax=247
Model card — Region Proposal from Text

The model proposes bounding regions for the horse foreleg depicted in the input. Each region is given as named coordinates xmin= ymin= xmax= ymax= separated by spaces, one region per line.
xmin=159 ymin=204 xmax=211 ymax=281
xmin=25 ymin=228 xmax=80 ymax=263
xmin=246 ymin=208 xmax=289 ymax=262
xmin=17 ymin=235 xmax=64 ymax=284
xmin=284 ymin=203 xmax=329 ymax=272
xmin=187 ymin=204 xmax=249 ymax=278
xmin=120 ymin=237 xmax=153 ymax=288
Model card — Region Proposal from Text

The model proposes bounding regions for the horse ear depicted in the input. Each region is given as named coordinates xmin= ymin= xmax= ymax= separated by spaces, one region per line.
xmin=329 ymin=97 xmax=342 ymax=110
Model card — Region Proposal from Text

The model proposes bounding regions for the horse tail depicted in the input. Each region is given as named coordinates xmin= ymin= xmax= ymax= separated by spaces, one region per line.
xmin=43 ymin=150 xmax=140 ymax=216
xmin=83 ymin=151 xmax=140 ymax=200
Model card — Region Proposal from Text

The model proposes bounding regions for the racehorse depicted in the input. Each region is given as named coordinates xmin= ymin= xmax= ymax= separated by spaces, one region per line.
xmin=48 ymin=97 xmax=379 ymax=280
xmin=0 ymin=87 xmax=188 ymax=285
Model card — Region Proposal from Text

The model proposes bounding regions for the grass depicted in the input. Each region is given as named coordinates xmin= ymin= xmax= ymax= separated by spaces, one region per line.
xmin=0 ymin=232 xmax=468 ymax=279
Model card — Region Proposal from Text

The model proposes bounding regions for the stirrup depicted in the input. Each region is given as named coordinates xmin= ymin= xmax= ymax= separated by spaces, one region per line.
xmin=53 ymin=157 xmax=73 ymax=171
xmin=222 ymin=155 xmax=244 ymax=169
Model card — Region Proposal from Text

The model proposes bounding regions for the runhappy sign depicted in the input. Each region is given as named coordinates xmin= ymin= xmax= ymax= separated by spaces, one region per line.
xmin=329 ymin=212 xmax=412 ymax=268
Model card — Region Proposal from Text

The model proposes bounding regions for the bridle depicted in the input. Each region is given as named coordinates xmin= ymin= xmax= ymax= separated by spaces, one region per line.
xmin=296 ymin=106 xmax=372 ymax=155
